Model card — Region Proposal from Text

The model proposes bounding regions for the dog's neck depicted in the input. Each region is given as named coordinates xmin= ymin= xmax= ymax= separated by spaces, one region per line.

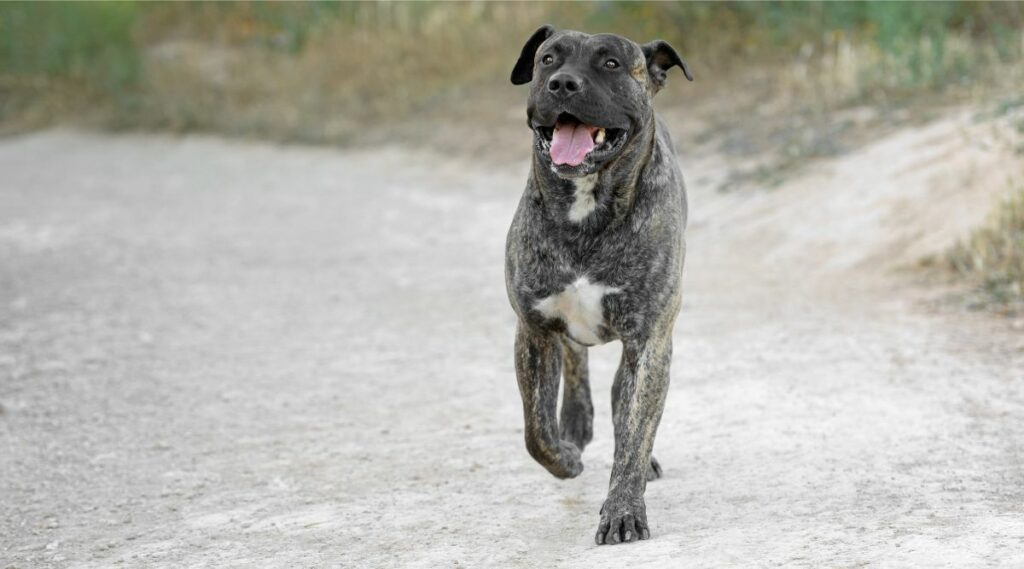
xmin=530 ymin=115 xmax=657 ymax=232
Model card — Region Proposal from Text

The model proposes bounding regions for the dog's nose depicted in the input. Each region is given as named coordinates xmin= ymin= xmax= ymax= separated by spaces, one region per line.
xmin=547 ymin=72 xmax=583 ymax=96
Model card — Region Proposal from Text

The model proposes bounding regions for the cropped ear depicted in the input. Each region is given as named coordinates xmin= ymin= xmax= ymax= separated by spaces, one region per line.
xmin=511 ymin=24 xmax=555 ymax=85
xmin=641 ymin=40 xmax=693 ymax=92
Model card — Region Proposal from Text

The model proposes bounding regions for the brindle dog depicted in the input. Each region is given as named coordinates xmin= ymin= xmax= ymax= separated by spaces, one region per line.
xmin=504 ymin=25 xmax=693 ymax=545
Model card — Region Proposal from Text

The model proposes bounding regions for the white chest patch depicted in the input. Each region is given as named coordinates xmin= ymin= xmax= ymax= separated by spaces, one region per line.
xmin=568 ymin=174 xmax=598 ymax=222
xmin=534 ymin=276 xmax=620 ymax=345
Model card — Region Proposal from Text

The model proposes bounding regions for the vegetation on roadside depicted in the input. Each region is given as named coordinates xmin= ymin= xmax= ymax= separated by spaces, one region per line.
xmin=948 ymin=187 xmax=1024 ymax=311
xmin=1 ymin=2 xmax=1022 ymax=146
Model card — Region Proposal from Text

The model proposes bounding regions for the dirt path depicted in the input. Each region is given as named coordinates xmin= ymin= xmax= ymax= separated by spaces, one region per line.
xmin=2 ymin=112 xmax=1023 ymax=568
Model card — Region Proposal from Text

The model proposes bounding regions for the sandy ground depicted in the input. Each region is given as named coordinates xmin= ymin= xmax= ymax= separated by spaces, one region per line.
xmin=2 ymin=108 xmax=1024 ymax=568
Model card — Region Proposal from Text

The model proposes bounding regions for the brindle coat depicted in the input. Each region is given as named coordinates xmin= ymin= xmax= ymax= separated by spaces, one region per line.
xmin=504 ymin=26 xmax=693 ymax=545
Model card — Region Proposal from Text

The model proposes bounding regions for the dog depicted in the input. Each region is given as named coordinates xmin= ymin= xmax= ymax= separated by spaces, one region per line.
xmin=504 ymin=25 xmax=693 ymax=545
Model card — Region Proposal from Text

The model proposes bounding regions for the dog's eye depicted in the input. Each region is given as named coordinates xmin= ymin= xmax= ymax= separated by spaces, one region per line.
xmin=605 ymin=59 xmax=619 ymax=69
xmin=542 ymin=54 xmax=554 ymax=65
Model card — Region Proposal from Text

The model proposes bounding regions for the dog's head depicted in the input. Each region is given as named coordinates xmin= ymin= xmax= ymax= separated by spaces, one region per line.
xmin=511 ymin=25 xmax=692 ymax=178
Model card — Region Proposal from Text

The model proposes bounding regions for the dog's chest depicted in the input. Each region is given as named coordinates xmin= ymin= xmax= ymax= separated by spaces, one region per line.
xmin=533 ymin=276 xmax=620 ymax=345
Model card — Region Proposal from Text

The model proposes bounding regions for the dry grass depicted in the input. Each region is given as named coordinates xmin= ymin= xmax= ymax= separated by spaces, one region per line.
xmin=119 ymin=3 xmax=558 ymax=142
xmin=2 ymin=2 xmax=1023 ymax=151
xmin=948 ymin=187 xmax=1024 ymax=311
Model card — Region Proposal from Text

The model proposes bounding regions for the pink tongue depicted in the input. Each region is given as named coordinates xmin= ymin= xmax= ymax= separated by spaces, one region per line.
xmin=550 ymin=122 xmax=596 ymax=166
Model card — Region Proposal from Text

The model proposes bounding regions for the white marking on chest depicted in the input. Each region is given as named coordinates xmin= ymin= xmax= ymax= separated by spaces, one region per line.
xmin=534 ymin=276 xmax=620 ymax=345
xmin=568 ymin=174 xmax=598 ymax=222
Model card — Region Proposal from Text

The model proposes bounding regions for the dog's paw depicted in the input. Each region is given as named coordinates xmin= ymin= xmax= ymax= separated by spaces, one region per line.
xmin=559 ymin=399 xmax=594 ymax=451
xmin=557 ymin=440 xmax=584 ymax=479
xmin=595 ymin=495 xmax=649 ymax=545
xmin=646 ymin=456 xmax=663 ymax=482
xmin=542 ymin=440 xmax=584 ymax=479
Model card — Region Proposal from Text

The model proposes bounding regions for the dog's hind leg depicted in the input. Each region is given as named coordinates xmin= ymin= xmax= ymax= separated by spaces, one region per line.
xmin=647 ymin=456 xmax=663 ymax=481
xmin=514 ymin=321 xmax=584 ymax=479
xmin=559 ymin=336 xmax=594 ymax=451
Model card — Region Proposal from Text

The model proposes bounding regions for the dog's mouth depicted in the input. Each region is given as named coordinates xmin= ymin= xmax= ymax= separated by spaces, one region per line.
xmin=535 ymin=113 xmax=628 ymax=169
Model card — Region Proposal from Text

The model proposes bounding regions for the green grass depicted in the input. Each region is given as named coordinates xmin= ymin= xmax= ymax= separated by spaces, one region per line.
xmin=948 ymin=187 xmax=1024 ymax=310
xmin=0 ymin=2 xmax=138 ymax=86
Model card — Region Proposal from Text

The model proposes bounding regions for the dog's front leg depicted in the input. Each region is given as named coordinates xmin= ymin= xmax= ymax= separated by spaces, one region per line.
xmin=514 ymin=321 xmax=584 ymax=479
xmin=596 ymin=331 xmax=673 ymax=545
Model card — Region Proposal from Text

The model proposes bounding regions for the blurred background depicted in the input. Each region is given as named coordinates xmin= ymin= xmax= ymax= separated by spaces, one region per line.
xmin=2 ymin=1 xmax=1022 ymax=300
xmin=3 ymin=3 xmax=1023 ymax=133
xmin=3 ymin=2 xmax=1024 ymax=567
xmin=3 ymin=2 xmax=1024 ymax=128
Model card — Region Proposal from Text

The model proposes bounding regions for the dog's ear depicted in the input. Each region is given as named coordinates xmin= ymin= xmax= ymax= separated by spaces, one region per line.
xmin=511 ymin=25 xmax=555 ymax=85
xmin=641 ymin=40 xmax=693 ymax=92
